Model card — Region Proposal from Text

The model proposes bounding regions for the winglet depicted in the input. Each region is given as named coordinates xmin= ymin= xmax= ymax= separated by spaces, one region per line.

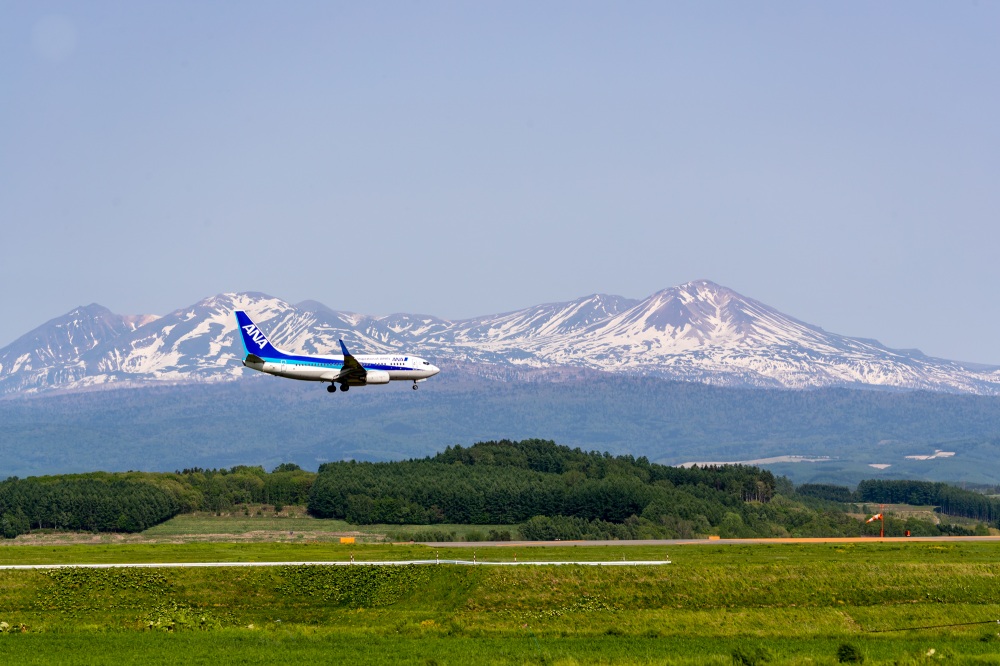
xmin=338 ymin=339 xmax=365 ymax=374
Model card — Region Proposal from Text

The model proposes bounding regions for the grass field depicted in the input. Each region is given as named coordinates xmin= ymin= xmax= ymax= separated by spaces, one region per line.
xmin=0 ymin=506 xmax=517 ymax=546
xmin=2 ymin=539 xmax=1000 ymax=663
xmin=95 ymin=509 xmax=514 ymax=543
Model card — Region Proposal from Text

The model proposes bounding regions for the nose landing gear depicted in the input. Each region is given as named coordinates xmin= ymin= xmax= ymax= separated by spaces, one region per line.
xmin=412 ymin=382 xmax=419 ymax=390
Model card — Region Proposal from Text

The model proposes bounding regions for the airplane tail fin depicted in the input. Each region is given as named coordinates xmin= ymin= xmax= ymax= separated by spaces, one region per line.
xmin=235 ymin=311 xmax=285 ymax=358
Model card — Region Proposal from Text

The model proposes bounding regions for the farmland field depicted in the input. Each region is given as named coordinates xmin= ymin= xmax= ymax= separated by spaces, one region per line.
xmin=2 ymin=539 xmax=1000 ymax=664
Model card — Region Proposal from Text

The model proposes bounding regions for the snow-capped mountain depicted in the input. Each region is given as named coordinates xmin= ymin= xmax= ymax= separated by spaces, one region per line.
xmin=0 ymin=304 xmax=160 ymax=393
xmin=2 ymin=280 xmax=999 ymax=396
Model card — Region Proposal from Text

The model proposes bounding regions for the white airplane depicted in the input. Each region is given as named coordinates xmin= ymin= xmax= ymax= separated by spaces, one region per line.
xmin=235 ymin=310 xmax=439 ymax=392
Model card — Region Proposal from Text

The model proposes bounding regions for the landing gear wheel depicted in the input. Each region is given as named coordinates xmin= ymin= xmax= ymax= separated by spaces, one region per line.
xmin=412 ymin=383 xmax=419 ymax=390
xmin=326 ymin=384 xmax=336 ymax=393
xmin=340 ymin=385 xmax=349 ymax=392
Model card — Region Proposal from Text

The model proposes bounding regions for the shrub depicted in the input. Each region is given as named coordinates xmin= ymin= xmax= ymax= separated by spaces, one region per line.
xmin=837 ymin=643 xmax=865 ymax=663
xmin=732 ymin=644 xmax=771 ymax=666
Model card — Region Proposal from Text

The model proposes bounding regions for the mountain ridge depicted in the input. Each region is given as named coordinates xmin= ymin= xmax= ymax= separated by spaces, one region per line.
xmin=2 ymin=280 xmax=998 ymax=397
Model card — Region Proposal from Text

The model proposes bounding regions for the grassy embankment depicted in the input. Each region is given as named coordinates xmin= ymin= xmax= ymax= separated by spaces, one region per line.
xmin=2 ymin=539 xmax=1000 ymax=664
xmin=140 ymin=509 xmax=512 ymax=542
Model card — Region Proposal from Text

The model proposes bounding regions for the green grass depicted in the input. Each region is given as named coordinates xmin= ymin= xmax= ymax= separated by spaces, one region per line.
xmin=2 ymin=541 xmax=1000 ymax=663
xmin=4 ymin=632 xmax=1000 ymax=666
xmin=141 ymin=511 xmax=354 ymax=537
xmin=139 ymin=511 xmax=516 ymax=542
xmin=3 ymin=538 xmax=999 ymax=566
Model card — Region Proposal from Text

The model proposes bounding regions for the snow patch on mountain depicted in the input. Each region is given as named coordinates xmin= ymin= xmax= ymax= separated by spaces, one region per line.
xmin=2 ymin=281 xmax=999 ymax=396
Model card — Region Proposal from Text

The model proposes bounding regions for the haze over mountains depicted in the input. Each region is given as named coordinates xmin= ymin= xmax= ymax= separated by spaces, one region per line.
xmin=2 ymin=280 xmax=999 ymax=397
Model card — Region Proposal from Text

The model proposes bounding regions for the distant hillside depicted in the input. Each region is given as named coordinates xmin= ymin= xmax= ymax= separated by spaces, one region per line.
xmin=309 ymin=439 xmax=787 ymax=539
xmin=1 ymin=376 xmax=998 ymax=485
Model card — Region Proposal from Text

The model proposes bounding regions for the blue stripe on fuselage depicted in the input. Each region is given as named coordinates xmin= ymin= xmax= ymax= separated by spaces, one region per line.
xmin=255 ymin=355 xmax=403 ymax=372
xmin=260 ymin=355 xmax=342 ymax=367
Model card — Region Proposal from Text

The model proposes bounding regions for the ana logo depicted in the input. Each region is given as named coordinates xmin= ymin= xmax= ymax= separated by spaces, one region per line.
xmin=242 ymin=324 xmax=268 ymax=350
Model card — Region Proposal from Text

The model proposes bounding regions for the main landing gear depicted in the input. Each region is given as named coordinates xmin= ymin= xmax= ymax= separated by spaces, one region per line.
xmin=412 ymin=382 xmax=419 ymax=390
xmin=327 ymin=384 xmax=349 ymax=393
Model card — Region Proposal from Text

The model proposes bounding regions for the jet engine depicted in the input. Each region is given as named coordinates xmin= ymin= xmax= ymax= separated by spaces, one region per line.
xmin=363 ymin=370 xmax=391 ymax=385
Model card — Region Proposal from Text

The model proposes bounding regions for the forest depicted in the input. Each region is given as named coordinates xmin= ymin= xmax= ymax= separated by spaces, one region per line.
xmin=307 ymin=439 xmax=996 ymax=539
xmin=0 ymin=476 xmax=178 ymax=537
xmin=0 ymin=464 xmax=315 ymax=539
xmin=797 ymin=479 xmax=1000 ymax=522
xmin=1 ymin=440 xmax=996 ymax=540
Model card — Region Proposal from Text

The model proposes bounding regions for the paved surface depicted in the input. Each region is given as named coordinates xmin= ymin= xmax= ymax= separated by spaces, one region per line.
xmin=3 ymin=536 xmax=996 ymax=570
xmin=419 ymin=536 xmax=1000 ymax=547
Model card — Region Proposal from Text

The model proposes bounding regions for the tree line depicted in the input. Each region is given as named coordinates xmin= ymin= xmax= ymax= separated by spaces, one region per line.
xmin=172 ymin=464 xmax=315 ymax=512
xmin=307 ymin=440 xmax=995 ymax=539
xmin=0 ymin=476 xmax=179 ymax=538
xmin=308 ymin=439 xmax=792 ymax=538
xmin=2 ymin=440 xmax=994 ymax=540
xmin=0 ymin=464 xmax=316 ymax=539
xmin=797 ymin=480 xmax=1000 ymax=524
xmin=856 ymin=479 xmax=1000 ymax=522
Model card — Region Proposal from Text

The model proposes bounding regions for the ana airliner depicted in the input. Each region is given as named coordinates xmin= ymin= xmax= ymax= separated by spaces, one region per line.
xmin=235 ymin=311 xmax=439 ymax=392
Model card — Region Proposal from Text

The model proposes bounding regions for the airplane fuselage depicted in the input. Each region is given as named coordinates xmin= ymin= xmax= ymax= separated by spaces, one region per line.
xmin=243 ymin=352 xmax=438 ymax=385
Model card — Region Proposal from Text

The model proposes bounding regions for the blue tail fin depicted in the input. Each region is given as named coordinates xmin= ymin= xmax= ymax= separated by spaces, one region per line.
xmin=235 ymin=311 xmax=284 ymax=359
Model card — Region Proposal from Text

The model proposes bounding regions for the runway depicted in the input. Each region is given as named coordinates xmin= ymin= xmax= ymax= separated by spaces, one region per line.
xmin=2 ymin=536 xmax=996 ymax=570
xmin=419 ymin=535 xmax=1000 ymax=547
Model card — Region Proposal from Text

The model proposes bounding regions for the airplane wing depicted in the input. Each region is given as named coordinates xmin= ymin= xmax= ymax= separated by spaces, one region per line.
xmin=335 ymin=339 xmax=367 ymax=382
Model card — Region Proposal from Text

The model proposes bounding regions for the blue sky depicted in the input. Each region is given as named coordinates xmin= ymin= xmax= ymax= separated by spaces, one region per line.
xmin=3 ymin=2 xmax=999 ymax=363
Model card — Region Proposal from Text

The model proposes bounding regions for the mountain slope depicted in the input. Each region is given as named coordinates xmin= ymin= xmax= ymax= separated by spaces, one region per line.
xmin=2 ymin=281 xmax=998 ymax=396
xmin=0 ymin=304 xmax=157 ymax=393
xmin=2 ymin=377 xmax=999 ymax=485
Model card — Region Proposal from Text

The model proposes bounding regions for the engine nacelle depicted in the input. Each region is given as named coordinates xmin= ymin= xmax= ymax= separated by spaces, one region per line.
xmin=363 ymin=370 xmax=390 ymax=385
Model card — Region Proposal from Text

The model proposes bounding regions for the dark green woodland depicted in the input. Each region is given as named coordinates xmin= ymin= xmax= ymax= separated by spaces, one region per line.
xmin=2 ymin=440 xmax=996 ymax=540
